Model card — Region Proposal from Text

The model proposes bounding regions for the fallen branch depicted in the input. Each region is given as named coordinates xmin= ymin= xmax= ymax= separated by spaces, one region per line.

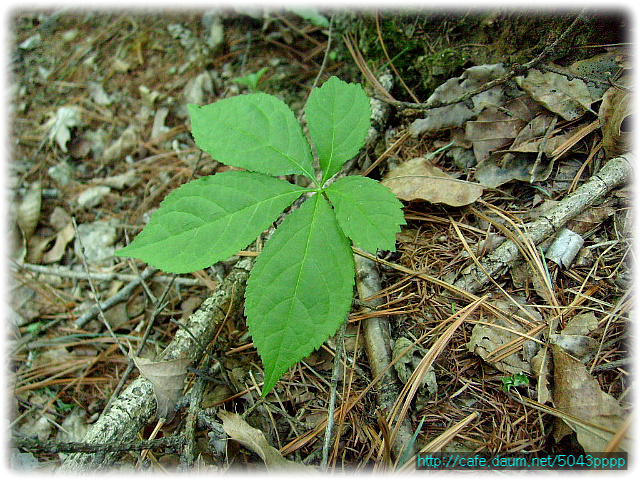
xmin=355 ymin=254 xmax=416 ymax=461
xmin=16 ymin=262 xmax=201 ymax=286
xmin=13 ymin=435 xmax=185 ymax=454
xmin=454 ymin=153 xmax=633 ymax=294
xmin=74 ymin=266 xmax=157 ymax=328
xmin=58 ymin=257 xmax=252 ymax=473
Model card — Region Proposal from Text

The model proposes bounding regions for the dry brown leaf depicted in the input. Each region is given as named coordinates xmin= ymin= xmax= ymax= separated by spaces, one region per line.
xmin=599 ymin=83 xmax=632 ymax=158
xmin=551 ymin=344 xmax=629 ymax=452
xmin=531 ymin=346 xmax=553 ymax=404
xmin=42 ymin=221 xmax=75 ymax=264
xmin=102 ymin=126 xmax=138 ymax=164
xmin=516 ymin=69 xmax=593 ymax=120
xmin=562 ymin=312 xmax=599 ymax=336
xmin=382 ymin=157 xmax=483 ymax=206
xmin=132 ymin=354 xmax=190 ymax=422
xmin=467 ymin=317 xmax=536 ymax=375
xmin=16 ymin=181 xmax=42 ymax=243
xmin=90 ymin=170 xmax=140 ymax=190
xmin=218 ymin=410 xmax=316 ymax=472
xmin=409 ymin=63 xmax=506 ymax=135
xmin=465 ymin=95 xmax=544 ymax=163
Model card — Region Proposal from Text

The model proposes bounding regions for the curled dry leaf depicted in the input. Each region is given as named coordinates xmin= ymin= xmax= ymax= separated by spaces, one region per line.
xmin=132 ymin=354 xmax=190 ymax=422
xmin=42 ymin=221 xmax=75 ymax=264
xmin=16 ymin=181 xmax=42 ymax=243
xmin=599 ymin=83 xmax=632 ymax=158
xmin=551 ymin=344 xmax=629 ymax=452
xmin=382 ymin=157 xmax=483 ymax=206
xmin=545 ymin=227 xmax=584 ymax=269
xmin=90 ymin=169 xmax=140 ymax=190
xmin=102 ymin=126 xmax=138 ymax=164
xmin=218 ymin=410 xmax=316 ymax=472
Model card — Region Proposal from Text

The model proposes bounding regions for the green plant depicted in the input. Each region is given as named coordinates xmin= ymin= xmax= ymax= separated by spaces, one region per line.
xmin=116 ymin=76 xmax=405 ymax=394
xmin=231 ymin=67 xmax=269 ymax=92
xmin=501 ymin=373 xmax=529 ymax=393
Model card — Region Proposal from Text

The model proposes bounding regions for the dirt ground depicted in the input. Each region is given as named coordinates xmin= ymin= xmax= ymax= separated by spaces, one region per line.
xmin=7 ymin=7 xmax=632 ymax=473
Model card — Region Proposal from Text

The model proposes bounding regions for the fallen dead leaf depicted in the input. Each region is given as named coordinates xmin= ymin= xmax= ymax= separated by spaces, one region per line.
xmin=599 ymin=82 xmax=632 ymax=158
xmin=102 ymin=126 xmax=138 ymax=164
xmin=218 ymin=410 xmax=316 ymax=472
xmin=410 ymin=63 xmax=506 ymax=135
xmin=90 ymin=169 xmax=140 ymax=190
xmin=465 ymin=95 xmax=544 ymax=163
xmin=516 ymin=69 xmax=594 ymax=120
xmin=47 ymin=106 xmax=82 ymax=152
xmin=16 ymin=180 xmax=42 ymax=243
xmin=132 ymin=354 xmax=190 ymax=422
xmin=551 ymin=344 xmax=629 ymax=452
xmin=382 ymin=157 xmax=483 ymax=206
xmin=562 ymin=312 xmax=599 ymax=336
xmin=42 ymin=221 xmax=75 ymax=264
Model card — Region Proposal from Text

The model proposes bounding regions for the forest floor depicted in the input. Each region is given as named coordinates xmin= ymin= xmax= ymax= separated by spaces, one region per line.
xmin=7 ymin=6 xmax=632 ymax=473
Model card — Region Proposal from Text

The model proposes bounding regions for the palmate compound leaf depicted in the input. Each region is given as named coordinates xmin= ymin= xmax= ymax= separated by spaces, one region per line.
xmin=324 ymin=175 xmax=406 ymax=253
xmin=188 ymin=94 xmax=315 ymax=180
xmin=305 ymin=76 xmax=372 ymax=184
xmin=245 ymin=193 xmax=354 ymax=395
xmin=115 ymin=171 xmax=306 ymax=273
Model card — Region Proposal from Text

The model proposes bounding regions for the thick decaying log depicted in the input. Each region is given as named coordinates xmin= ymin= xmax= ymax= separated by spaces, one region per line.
xmin=58 ymin=258 xmax=252 ymax=472
xmin=454 ymin=153 xmax=633 ymax=294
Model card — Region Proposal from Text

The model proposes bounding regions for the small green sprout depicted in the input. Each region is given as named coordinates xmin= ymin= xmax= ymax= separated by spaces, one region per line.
xmin=501 ymin=373 xmax=530 ymax=393
xmin=231 ymin=67 xmax=269 ymax=92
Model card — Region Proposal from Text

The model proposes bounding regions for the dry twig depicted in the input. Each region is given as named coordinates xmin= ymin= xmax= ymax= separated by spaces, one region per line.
xmin=354 ymin=254 xmax=415 ymax=461
xmin=454 ymin=153 xmax=633 ymax=294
